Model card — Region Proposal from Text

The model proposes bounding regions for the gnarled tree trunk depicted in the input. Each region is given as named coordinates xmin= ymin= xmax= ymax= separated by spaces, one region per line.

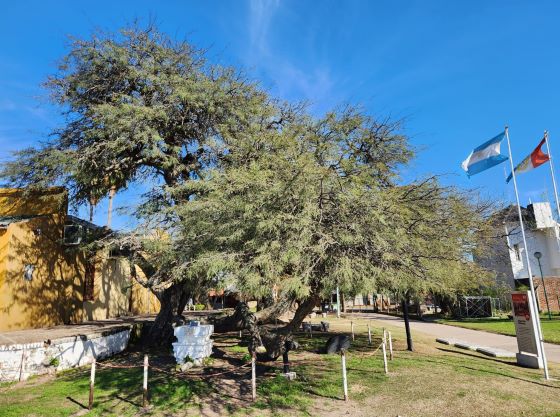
xmin=146 ymin=282 xmax=185 ymax=345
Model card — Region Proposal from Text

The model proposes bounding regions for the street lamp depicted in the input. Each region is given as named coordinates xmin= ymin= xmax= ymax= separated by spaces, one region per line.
xmin=534 ymin=251 xmax=552 ymax=320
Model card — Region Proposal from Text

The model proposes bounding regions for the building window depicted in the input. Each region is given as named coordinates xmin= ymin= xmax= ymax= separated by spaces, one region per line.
xmin=513 ymin=244 xmax=521 ymax=261
xmin=84 ymin=261 xmax=95 ymax=301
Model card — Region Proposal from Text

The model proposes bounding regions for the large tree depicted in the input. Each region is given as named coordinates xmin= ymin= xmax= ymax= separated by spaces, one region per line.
xmin=162 ymin=105 xmax=494 ymax=357
xmin=2 ymin=24 xmax=495 ymax=353
xmin=0 ymin=24 xmax=287 ymax=341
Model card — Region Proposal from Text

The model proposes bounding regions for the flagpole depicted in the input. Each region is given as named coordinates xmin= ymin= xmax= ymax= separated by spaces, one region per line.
xmin=544 ymin=131 xmax=560 ymax=220
xmin=505 ymin=126 xmax=549 ymax=380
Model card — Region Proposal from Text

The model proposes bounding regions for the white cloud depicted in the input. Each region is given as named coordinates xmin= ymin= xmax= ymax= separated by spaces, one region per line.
xmin=246 ymin=0 xmax=335 ymax=111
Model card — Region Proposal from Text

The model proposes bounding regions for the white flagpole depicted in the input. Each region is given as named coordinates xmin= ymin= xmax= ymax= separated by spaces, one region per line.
xmin=544 ymin=131 xmax=560 ymax=222
xmin=543 ymin=130 xmax=560 ymax=253
xmin=505 ymin=126 xmax=549 ymax=380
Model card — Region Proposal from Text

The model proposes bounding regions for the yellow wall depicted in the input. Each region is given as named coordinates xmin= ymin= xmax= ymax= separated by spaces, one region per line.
xmin=0 ymin=187 xmax=161 ymax=331
xmin=0 ymin=187 xmax=67 ymax=217
xmin=0 ymin=215 xmax=84 ymax=331
xmin=130 ymin=266 xmax=160 ymax=315
xmin=83 ymin=252 xmax=133 ymax=321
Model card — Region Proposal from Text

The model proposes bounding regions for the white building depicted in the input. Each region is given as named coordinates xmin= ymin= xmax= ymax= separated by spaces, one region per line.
xmin=481 ymin=202 xmax=560 ymax=312
xmin=504 ymin=202 xmax=560 ymax=281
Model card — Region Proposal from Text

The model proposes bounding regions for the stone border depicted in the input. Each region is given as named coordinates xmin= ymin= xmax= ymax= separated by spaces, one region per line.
xmin=436 ymin=338 xmax=516 ymax=358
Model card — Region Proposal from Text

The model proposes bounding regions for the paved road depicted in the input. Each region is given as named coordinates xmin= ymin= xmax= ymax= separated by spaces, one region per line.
xmin=350 ymin=312 xmax=560 ymax=363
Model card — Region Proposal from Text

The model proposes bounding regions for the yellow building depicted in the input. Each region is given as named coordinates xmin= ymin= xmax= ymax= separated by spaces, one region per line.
xmin=0 ymin=188 xmax=159 ymax=331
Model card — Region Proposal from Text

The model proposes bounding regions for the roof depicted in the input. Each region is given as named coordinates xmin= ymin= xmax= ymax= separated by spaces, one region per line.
xmin=0 ymin=214 xmax=104 ymax=230
xmin=492 ymin=204 xmax=535 ymax=224
xmin=0 ymin=215 xmax=36 ymax=228
xmin=66 ymin=215 xmax=103 ymax=231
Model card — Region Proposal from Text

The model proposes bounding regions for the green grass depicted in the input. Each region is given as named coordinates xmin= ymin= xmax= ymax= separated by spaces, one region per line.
xmin=1 ymin=320 xmax=560 ymax=417
xmin=0 ymin=364 xmax=212 ymax=417
xmin=436 ymin=314 xmax=560 ymax=344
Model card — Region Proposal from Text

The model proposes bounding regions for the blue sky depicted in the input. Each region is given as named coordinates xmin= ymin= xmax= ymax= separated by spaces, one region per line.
xmin=1 ymin=0 xmax=560 ymax=229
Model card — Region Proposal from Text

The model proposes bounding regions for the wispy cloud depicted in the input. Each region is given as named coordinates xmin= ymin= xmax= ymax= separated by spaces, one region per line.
xmin=245 ymin=0 xmax=335 ymax=111
xmin=248 ymin=0 xmax=280 ymax=57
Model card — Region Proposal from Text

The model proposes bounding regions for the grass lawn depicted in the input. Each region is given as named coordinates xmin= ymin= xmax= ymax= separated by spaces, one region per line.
xmin=0 ymin=317 xmax=559 ymax=417
xmin=436 ymin=314 xmax=560 ymax=344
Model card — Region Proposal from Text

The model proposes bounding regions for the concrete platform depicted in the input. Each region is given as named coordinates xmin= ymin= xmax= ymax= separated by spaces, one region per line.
xmin=435 ymin=338 xmax=516 ymax=358
xmin=0 ymin=315 xmax=155 ymax=347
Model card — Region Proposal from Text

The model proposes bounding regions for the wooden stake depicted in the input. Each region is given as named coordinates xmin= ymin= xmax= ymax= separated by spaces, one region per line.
xmin=351 ymin=321 xmax=354 ymax=340
xmin=367 ymin=322 xmax=372 ymax=345
xmin=18 ymin=347 xmax=26 ymax=382
xmin=382 ymin=338 xmax=388 ymax=374
xmin=388 ymin=331 xmax=394 ymax=360
xmin=89 ymin=359 xmax=96 ymax=410
xmin=143 ymin=355 xmax=149 ymax=408
xmin=251 ymin=352 xmax=257 ymax=402
xmin=341 ymin=350 xmax=348 ymax=401
xmin=239 ymin=330 xmax=242 ymax=338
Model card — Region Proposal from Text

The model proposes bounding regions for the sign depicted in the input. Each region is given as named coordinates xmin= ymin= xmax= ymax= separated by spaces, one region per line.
xmin=511 ymin=291 xmax=539 ymax=355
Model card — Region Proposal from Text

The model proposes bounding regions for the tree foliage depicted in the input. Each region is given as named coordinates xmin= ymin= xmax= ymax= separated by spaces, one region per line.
xmin=1 ymin=24 xmax=497 ymax=347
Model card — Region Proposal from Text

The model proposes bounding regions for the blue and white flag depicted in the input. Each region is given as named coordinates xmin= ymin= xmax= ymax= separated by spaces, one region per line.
xmin=461 ymin=132 xmax=509 ymax=177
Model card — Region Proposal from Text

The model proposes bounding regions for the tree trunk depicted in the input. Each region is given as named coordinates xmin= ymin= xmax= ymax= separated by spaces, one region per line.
xmin=213 ymin=293 xmax=294 ymax=332
xmin=256 ymin=293 xmax=320 ymax=361
xmin=402 ymin=295 xmax=413 ymax=351
xmin=255 ymin=294 xmax=294 ymax=323
xmin=282 ymin=293 xmax=320 ymax=333
xmin=146 ymin=283 xmax=184 ymax=345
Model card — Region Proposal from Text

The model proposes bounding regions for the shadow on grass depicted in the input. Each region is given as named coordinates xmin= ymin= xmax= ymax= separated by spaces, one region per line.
xmin=416 ymin=348 xmax=560 ymax=390
xmin=65 ymin=396 xmax=87 ymax=410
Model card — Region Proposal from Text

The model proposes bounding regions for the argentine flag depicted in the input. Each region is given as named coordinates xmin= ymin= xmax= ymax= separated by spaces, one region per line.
xmin=461 ymin=132 xmax=509 ymax=177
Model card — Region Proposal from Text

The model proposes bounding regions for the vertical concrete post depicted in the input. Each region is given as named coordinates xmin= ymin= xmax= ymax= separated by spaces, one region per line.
xmin=89 ymin=359 xmax=96 ymax=410
xmin=251 ymin=352 xmax=257 ymax=402
xmin=341 ymin=350 xmax=348 ymax=401
xmin=382 ymin=330 xmax=388 ymax=374
xmin=143 ymin=355 xmax=149 ymax=408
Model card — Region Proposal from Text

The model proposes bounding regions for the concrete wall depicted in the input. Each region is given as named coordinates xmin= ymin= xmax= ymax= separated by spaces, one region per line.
xmin=0 ymin=187 xmax=160 ymax=331
xmin=0 ymin=328 xmax=130 ymax=382
xmin=129 ymin=271 xmax=160 ymax=315
xmin=83 ymin=252 xmax=132 ymax=321
xmin=507 ymin=223 xmax=560 ymax=279
xmin=0 ymin=215 xmax=85 ymax=331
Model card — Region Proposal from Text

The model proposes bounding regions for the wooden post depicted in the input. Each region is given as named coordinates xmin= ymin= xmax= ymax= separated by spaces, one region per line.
xmin=251 ymin=352 xmax=257 ymax=402
xmin=388 ymin=331 xmax=394 ymax=360
xmin=351 ymin=321 xmax=354 ymax=340
xmin=143 ymin=355 xmax=149 ymax=408
xmin=341 ymin=350 xmax=348 ymax=401
xmin=382 ymin=336 xmax=388 ymax=374
xmin=239 ymin=330 xmax=242 ymax=338
xmin=367 ymin=322 xmax=372 ymax=345
xmin=18 ymin=348 xmax=26 ymax=382
xmin=89 ymin=359 xmax=96 ymax=410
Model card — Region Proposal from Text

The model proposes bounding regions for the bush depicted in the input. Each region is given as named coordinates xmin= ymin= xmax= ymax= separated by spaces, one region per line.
xmin=194 ymin=304 xmax=205 ymax=311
